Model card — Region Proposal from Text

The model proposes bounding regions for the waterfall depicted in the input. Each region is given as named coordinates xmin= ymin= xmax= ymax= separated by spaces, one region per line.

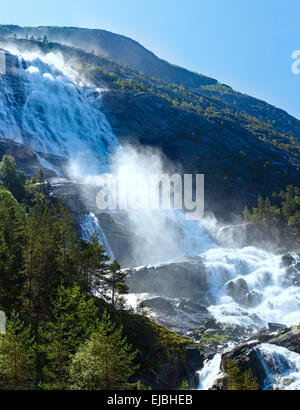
xmin=0 ymin=46 xmax=118 ymax=175
xmin=79 ymin=213 xmax=115 ymax=260
xmin=197 ymin=354 xmax=222 ymax=390
xmin=255 ymin=343 xmax=300 ymax=390
xmin=0 ymin=45 xmax=299 ymax=336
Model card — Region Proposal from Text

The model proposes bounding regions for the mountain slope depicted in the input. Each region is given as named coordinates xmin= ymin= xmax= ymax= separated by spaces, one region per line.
xmin=0 ymin=25 xmax=217 ymax=88
xmin=0 ymin=37 xmax=299 ymax=219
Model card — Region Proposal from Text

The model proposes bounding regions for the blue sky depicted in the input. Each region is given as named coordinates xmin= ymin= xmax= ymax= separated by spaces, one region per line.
xmin=1 ymin=0 xmax=300 ymax=118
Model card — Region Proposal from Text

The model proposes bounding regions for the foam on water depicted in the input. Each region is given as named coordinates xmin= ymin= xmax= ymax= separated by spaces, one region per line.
xmin=0 ymin=47 xmax=117 ymax=175
xmin=193 ymin=246 xmax=300 ymax=328
xmin=197 ymin=354 xmax=222 ymax=390
xmin=255 ymin=343 xmax=300 ymax=390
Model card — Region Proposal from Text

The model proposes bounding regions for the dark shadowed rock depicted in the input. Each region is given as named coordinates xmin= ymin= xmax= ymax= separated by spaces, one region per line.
xmin=281 ymin=253 xmax=297 ymax=267
xmin=220 ymin=342 xmax=266 ymax=389
xmin=268 ymin=323 xmax=288 ymax=333
xmin=268 ymin=327 xmax=300 ymax=353
xmin=203 ymin=319 xmax=221 ymax=330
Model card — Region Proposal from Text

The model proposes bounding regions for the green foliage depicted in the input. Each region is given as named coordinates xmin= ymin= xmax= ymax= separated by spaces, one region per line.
xmin=103 ymin=260 xmax=129 ymax=308
xmin=0 ymin=154 xmax=195 ymax=391
xmin=225 ymin=360 xmax=258 ymax=390
xmin=0 ymin=155 xmax=26 ymax=202
xmin=244 ymin=185 xmax=300 ymax=246
xmin=0 ymin=185 xmax=25 ymax=312
xmin=69 ymin=310 xmax=138 ymax=390
xmin=180 ymin=379 xmax=189 ymax=390
xmin=199 ymin=334 xmax=230 ymax=344
xmin=39 ymin=286 xmax=100 ymax=389
xmin=0 ymin=312 xmax=36 ymax=390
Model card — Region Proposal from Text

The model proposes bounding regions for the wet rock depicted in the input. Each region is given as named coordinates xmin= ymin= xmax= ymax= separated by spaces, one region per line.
xmin=0 ymin=138 xmax=41 ymax=177
xmin=214 ymin=326 xmax=300 ymax=390
xmin=268 ymin=323 xmax=288 ymax=333
xmin=250 ymin=328 xmax=273 ymax=343
xmin=286 ymin=263 xmax=300 ymax=286
xmin=204 ymin=328 xmax=221 ymax=335
xmin=226 ymin=278 xmax=261 ymax=308
xmin=126 ymin=259 xmax=208 ymax=300
xmin=221 ymin=342 xmax=266 ymax=389
xmin=144 ymin=297 xmax=176 ymax=315
xmin=279 ymin=253 xmax=300 ymax=286
xmin=176 ymin=300 xmax=209 ymax=314
xmin=281 ymin=253 xmax=296 ymax=268
xmin=268 ymin=327 xmax=300 ymax=354
xmin=203 ymin=319 xmax=221 ymax=330
xmin=184 ymin=345 xmax=205 ymax=372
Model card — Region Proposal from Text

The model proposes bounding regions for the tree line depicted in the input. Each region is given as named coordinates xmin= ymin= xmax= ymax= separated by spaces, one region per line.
xmin=0 ymin=154 xmax=138 ymax=390
xmin=243 ymin=185 xmax=300 ymax=248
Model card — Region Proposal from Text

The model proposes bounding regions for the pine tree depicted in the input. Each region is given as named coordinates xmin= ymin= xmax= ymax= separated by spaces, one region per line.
xmin=0 ymin=155 xmax=26 ymax=202
xmin=0 ymin=312 xmax=36 ymax=390
xmin=24 ymin=197 xmax=62 ymax=338
xmin=40 ymin=286 xmax=100 ymax=389
xmin=69 ymin=310 xmax=138 ymax=390
xmin=55 ymin=200 xmax=79 ymax=285
xmin=0 ymin=186 xmax=25 ymax=312
xmin=79 ymin=233 xmax=110 ymax=293
xmin=104 ymin=261 xmax=128 ymax=308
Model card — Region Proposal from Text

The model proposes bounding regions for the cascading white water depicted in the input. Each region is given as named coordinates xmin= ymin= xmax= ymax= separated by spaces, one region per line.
xmin=201 ymin=247 xmax=300 ymax=328
xmin=79 ymin=213 xmax=115 ymax=260
xmin=197 ymin=354 xmax=222 ymax=390
xmin=255 ymin=343 xmax=300 ymax=390
xmin=0 ymin=46 xmax=118 ymax=175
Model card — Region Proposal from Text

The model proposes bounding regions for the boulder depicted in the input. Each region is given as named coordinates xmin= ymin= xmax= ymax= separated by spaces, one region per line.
xmin=226 ymin=278 xmax=261 ymax=307
xmin=220 ymin=342 xmax=266 ymax=389
xmin=268 ymin=327 xmax=300 ymax=354
xmin=203 ymin=319 xmax=221 ymax=330
xmin=126 ymin=258 xmax=208 ymax=300
xmin=281 ymin=253 xmax=296 ymax=268
xmin=286 ymin=263 xmax=300 ymax=286
xmin=268 ymin=323 xmax=288 ymax=333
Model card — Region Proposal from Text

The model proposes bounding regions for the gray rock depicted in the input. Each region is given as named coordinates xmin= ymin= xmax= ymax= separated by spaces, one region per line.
xmin=126 ymin=258 xmax=208 ymax=300
xmin=144 ymin=297 xmax=176 ymax=314
xmin=226 ymin=278 xmax=261 ymax=307
xmin=268 ymin=323 xmax=288 ymax=333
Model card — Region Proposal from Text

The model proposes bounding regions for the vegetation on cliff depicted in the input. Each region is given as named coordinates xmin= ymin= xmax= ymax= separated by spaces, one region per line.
xmin=0 ymin=155 xmax=197 ymax=390
xmin=244 ymin=185 xmax=300 ymax=248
